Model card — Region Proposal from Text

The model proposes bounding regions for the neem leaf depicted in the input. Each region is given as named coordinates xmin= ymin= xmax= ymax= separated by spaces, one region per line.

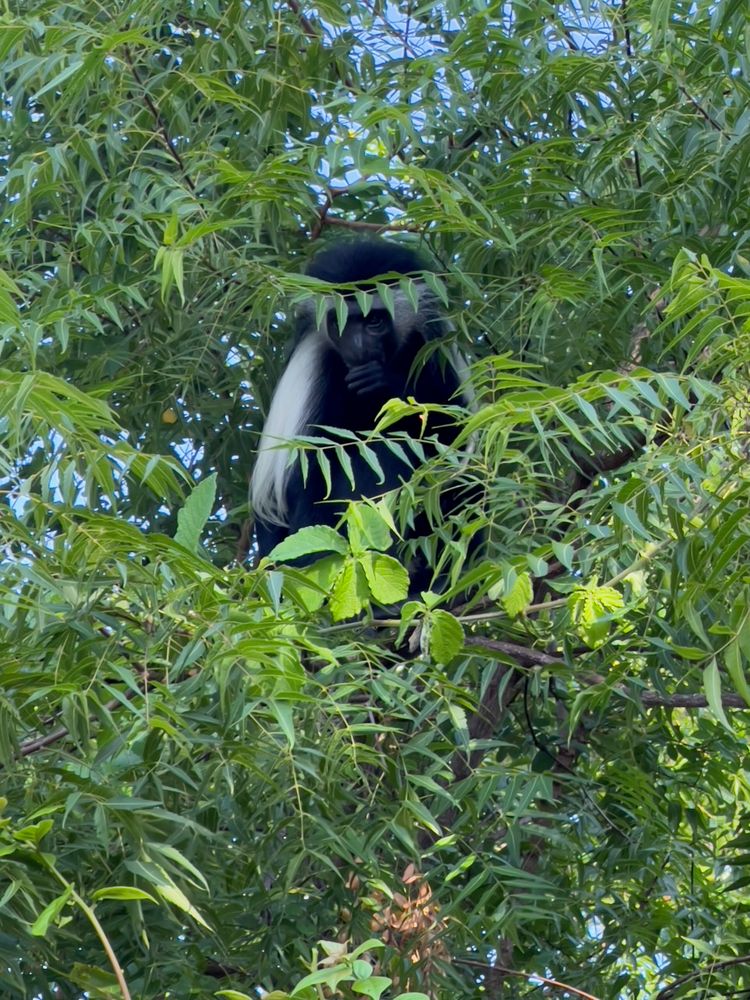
xmin=30 ymin=887 xmax=72 ymax=937
xmin=174 ymin=473 xmax=216 ymax=553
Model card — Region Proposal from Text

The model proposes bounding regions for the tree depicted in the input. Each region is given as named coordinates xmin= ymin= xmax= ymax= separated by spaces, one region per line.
xmin=1 ymin=0 xmax=749 ymax=997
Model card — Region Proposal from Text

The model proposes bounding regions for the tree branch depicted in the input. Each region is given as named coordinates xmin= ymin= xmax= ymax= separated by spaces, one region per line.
xmin=124 ymin=46 xmax=197 ymax=194
xmin=322 ymin=217 xmax=425 ymax=234
xmin=678 ymin=86 xmax=730 ymax=136
xmin=655 ymin=954 xmax=750 ymax=1000
xmin=456 ymin=957 xmax=601 ymax=999
xmin=18 ymin=687 xmax=140 ymax=758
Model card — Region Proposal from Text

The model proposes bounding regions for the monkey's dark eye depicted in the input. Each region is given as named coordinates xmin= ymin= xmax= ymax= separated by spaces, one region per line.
xmin=364 ymin=312 xmax=389 ymax=333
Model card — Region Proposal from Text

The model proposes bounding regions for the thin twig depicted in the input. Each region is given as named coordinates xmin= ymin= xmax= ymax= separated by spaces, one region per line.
xmin=322 ymin=217 xmax=424 ymax=234
xmin=19 ymin=689 xmax=140 ymax=758
xmin=457 ymin=958 xmax=602 ymax=1000
xmin=678 ymin=86 xmax=729 ymax=136
xmin=124 ymin=47 xmax=197 ymax=193
xmin=655 ymin=954 xmax=750 ymax=999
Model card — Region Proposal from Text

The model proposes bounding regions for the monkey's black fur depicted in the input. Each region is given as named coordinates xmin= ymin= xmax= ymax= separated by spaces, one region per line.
xmin=304 ymin=239 xmax=427 ymax=285
xmin=251 ymin=238 xmax=471 ymax=586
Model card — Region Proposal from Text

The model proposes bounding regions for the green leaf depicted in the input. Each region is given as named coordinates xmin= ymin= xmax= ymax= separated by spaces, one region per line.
xmin=67 ymin=963 xmax=120 ymax=995
xmin=0 ymin=25 xmax=26 ymax=61
xmin=550 ymin=542 xmax=574 ymax=570
xmin=703 ymin=658 xmax=733 ymax=732
xmin=446 ymin=701 xmax=469 ymax=737
xmin=360 ymin=552 xmax=410 ymax=604
xmin=569 ymin=584 xmax=624 ymax=647
xmin=429 ymin=609 xmax=465 ymax=663
xmin=174 ymin=474 xmax=217 ymax=553
xmin=352 ymin=976 xmax=392 ymax=998
xmin=30 ymin=888 xmax=72 ymax=937
xmin=13 ymin=819 xmax=54 ymax=846
xmin=292 ymin=966 xmax=353 ymax=994
xmin=502 ymin=572 xmax=533 ymax=618
xmin=724 ymin=638 xmax=750 ymax=708
xmin=271 ymin=700 xmax=296 ymax=748
xmin=346 ymin=503 xmax=393 ymax=552
xmin=269 ymin=525 xmax=349 ymax=561
xmin=329 ymin=560 xmax=366 ymax=620
xmin=349 ymin=939 xmax=385 ymax=959
xmin=351 ymin=959 xmax=373 ymax=978
xmin=163 ymin=213 xmax=179 ymax=246
xmin=90 ymin=886 xmax=158 ymax=903
xmin=288 ymin=554 xmax=346 ymax=611
xmin=32 ymin=58 xmax=84 ymax=100
xmin=146 ymin=843 xmax=210 ymax=891
xmin=0 ymin=287 xmax=20 ymax=327
xmin=155 ymin=884 xmax=211 ymax=930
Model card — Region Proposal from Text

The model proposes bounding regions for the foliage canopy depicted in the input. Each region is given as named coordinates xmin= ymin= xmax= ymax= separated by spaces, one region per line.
xmin=1 ymin=0 xmax=750 ymax=998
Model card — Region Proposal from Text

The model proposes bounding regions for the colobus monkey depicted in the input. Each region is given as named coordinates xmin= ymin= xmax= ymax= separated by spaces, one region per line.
xmin=250 ymin=238 xmax=472 ymax=571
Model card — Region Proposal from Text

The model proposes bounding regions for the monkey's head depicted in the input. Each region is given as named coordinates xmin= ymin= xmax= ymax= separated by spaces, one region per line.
xmin=297 ymin=238 xmax=444 ymax=367
xmin=304 ymin=238 xmax=426 ymax=285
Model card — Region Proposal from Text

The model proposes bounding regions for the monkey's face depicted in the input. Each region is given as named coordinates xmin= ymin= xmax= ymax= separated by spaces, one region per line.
xmin=326 ymin=303 xmax=398 ymax=369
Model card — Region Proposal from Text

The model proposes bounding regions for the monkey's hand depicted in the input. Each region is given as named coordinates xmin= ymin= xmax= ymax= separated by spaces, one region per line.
xmin=346 ymin=362 xmax=405 ymax=398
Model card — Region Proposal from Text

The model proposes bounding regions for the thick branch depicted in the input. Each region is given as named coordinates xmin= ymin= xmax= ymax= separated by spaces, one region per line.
xmin=451 ymin=663 xmax=524 ymax=783
xmin=641 ymin=691 xmax=748 ymax=710
xmin=463 ymin=636 xmax=561 ymax=666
